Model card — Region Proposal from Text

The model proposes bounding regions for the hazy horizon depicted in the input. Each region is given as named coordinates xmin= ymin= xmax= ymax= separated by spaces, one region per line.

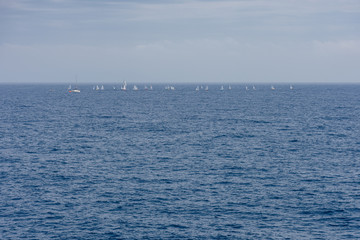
xmin=1 ymin=0 xmax=359 ymax=84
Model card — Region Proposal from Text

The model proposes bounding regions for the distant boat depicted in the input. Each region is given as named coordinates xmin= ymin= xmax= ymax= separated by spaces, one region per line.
xmin=69 ymin=86 xmax=80 ymax=93
xmin=165 ymin=85 xmax=175 ymax=90
xmin=245 ymin=86 xmax=249 ymax=91
xmin=133 ymin=85 xmax=138 ymax=91
xmin=69 ymin=77 xmax=80 ymax=93
xmin=195 ymin=86 xmax=200 ymax=91
xmin=95 ymin=85 xmax=100 ymax=91
xmin=228 ymin=85 xmax=231 ymax=90
xmin=253 ymin=85 xmax=256 ymax=90
xmin=101 ymin=85 xmax=104 ymax=90
xmin=220 ymin=85 xmax=224 ymax=91
xmin=70 ymin=89 xmax=80 ymax=93
xmin=205 ymin=86 xmax=208 ymax=91
xmin=290 ymin=85 xmax=294 ymax=90
xmin=144 ymin=86 xmax=148 ymax=90
xmin=121 ymin=81 xmax=127 ymax=91
xmin=149 ymin=85 xmax=153 ymax=90
xmin=271 ymin=85 xmax=275 ymax=90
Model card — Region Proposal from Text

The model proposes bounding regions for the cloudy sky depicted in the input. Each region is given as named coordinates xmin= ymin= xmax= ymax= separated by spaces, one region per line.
xmin=1 ymin=0 xmax=359 ymax=84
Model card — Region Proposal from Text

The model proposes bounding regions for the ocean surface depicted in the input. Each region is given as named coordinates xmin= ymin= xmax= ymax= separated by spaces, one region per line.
xmin=1 ymin=84 xmax=360 ymax=239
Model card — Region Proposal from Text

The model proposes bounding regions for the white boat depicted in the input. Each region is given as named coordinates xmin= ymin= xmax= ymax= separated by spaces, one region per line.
xmin=133 ymin=85 xmax=138 ymax=91
xmin=220 ymin=85 xmax=224 ymax=91
xmin=253 ymin=85 xmax=256 ymax=90
xmin=69 ymin=85 xmax=80 ymax=93
xmin=101 ymin=85 xmax=104 ymax=90
xmin=149 ymin=85 xmax=153 ymax=90
xmin=195 ymin=86 xmax=200 ymax=91
xmin=165 ymin=85 xmax=175 ymax=90
xmin=271 ymin=85 xmax=275 ymax=90
xmin=69 ymin=78 xmax=80 ymax=93
xmin=121 ymin=81 xmax=127 ymax=91
xmin=228 ymin=85 xmax=231 ymax=90
xmin=95 ymin=85 xmax=100 ymax=90
xmin=290 ymin=85 xmax=294 ymax=90
xmin=205 ymin=86 xmax=208 ymax=91
xmin=245 ymin=86 xmax=249 ymax=91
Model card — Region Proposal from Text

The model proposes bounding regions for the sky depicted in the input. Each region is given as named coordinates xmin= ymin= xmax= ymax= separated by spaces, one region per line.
xmin=0 ymin=0 xmax=359 ymax=84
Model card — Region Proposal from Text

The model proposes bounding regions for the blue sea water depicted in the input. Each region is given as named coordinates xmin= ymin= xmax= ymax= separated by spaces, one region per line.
xmin=1 ymin=84 xmax=360 ymax=239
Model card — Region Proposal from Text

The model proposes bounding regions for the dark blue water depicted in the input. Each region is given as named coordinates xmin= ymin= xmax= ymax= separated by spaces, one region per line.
xmin=1 ymin=84 xmax=360 ymax=239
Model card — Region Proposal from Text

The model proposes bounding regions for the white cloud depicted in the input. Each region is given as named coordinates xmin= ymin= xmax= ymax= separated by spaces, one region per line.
xmin=313 ymin=40 xmax=360 ymax=54
xmin=119 ymin=0 xmax=360 ymax=22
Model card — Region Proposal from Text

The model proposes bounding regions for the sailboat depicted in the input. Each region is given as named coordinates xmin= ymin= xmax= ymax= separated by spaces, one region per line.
xmin=101 ymin=85 xmax=104 ymax=90
xmin=253 ymin=85 xmax=256 ymax=90
xmin=165 ymin=85 xmax=175 ymax=90
xmin=220 ymin=85 xmax=224 ymax=91
xmin=290 ymin=85 xmax=294 ymax=90
xmin=228 ymin=85 xmax=231 ymax=90
xmin=95 ymin=85 xmax=100 ymax=91
xmin=245 ymin=86 xmax=249 ymax=91
xmin=195 ymin=86 xmax=200 ymax=91
xmin=271 ymin=85 xmax=275 ymax=90
xmin=69 ymin=77 xmax=80 ymax=93
xmin=133 ymin=85 xmax=138 ymax=91
xmin=205 ymin=86 xmax=208 ymax=91
xmin=121 ymin=81 xmax=127 ymax=91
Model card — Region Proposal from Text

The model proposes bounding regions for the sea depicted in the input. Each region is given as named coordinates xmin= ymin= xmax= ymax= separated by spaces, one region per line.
xmin=1 ymin=84 xmax=360 ymax=239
